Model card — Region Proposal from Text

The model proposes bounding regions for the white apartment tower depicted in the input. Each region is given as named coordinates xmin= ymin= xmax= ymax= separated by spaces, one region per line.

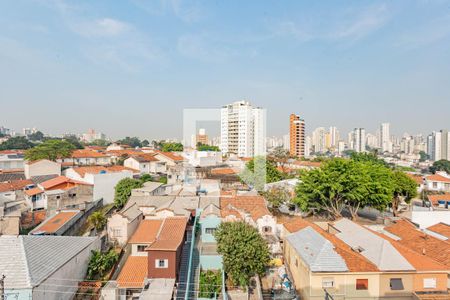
xmin=379 ymin=123 xmax=393 ymax=153
xmin=428 ymin=130 xmax=450 ymax=161
xmin=352 ymin=128 xmax=366 ymax=153
xmin=220 ymin=101 xmax=266 ymax=157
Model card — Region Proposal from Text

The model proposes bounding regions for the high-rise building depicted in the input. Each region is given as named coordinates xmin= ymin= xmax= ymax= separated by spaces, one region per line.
xmin=283 ymin=134 xmax=290 ymax=151
xmin=220 ymin=101 xmax=266 ymax=157
xmin=366 ymin=133 xmax=378 ymax=149
xmin=23 ymin=127 xmax=38 ymax=136
xmin=312 ymin=127 xmax=326 ymax=153
xmin=428 ymin=130 xmax=450 ymax=161
xmin=328 ymin=126 xmax=339 ymax=148
xmin=379 ymin=123 xmax=393 ymax=153
xmin=352 ymin=128 xmax=366 ymax=153
xmin=196 ymin=128 xmax=208 ymax=145
xmin=81 ymin=129 xmax=106 ymax=143
xmin=289 ymin=114 xmax=305 ymax=158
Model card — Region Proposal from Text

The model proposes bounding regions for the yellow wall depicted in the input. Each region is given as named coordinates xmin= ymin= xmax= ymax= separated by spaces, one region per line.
xmin=413 ymin=273 xmax=448 ymax=292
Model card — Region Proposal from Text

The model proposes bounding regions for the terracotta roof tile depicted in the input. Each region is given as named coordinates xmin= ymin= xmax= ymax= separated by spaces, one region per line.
xmin=0 ymin=179 xmax=33 ymax=193
xmin=132 ymin=153 xmax=159 ymax=163
xmin=384 ymin=219 xmax=450 ymax=267
xmin=117 ymin=256 xmax=147 ymax=288
xmin=128 ymin=219 xmax=163 ymax=244
xmin=155 ymin=151 xmax=184 ymax=162
xmin=24 ymin=187 xmax=43 ymax=196
xmin=220 ymin=196 xmax=270 ymax=222
xmin=427 ymin=223 xmax=450 ymax=239
xmin=148 ymin=217 xmax=187 ymax=251
xmin=31 ymin=211 xmax=79 ymax=234
xmin=72 ymin=165 xmax=137 ymax=177
xmin=426 ymin=174 xmax=450 ymax=183
xmin=427 ymin=194 xmax=450 ymax=206
xmin=40 ymin=176 xmax=92 ymax=190
xmin=211 ymin=168 xmax=237 ymax=175
xmin=406 ymin=173 xmax=424 ymax=185
xmin=71 ymin=149 xmax=108 ymax=158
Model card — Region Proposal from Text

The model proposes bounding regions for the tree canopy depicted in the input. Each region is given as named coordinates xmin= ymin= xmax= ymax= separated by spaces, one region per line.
xmin=215 ymin=222 xmax=270 ymax=287
xmin=24 ymin=139 xmax=75 ymax=161
xmin=240 ymin=156 xmax=284 ymax=190
xmin=89 ymin=139 xmax=111 ymax=147
xmin=430 ymin=159 xmax=450 ymax=174
xmin=87 ymin=249 xmax=119 ymax=280
xmin=0 ymin=136 xmax=35 ymax=150
xmin=114 ymin=178 xmax=143 ymax=208
xmin=27 ymin=131 xmax=44 ymax=141
xmin=262 ymin=186 xmax=292 ymax=209
xmin=117 ymin=136 xmax=143 ymax=148
xmin=161 ymin=142 xmax=183 ymax=152
xmin=391 ymin=170 xmax=418 ymax=216
xmin=197 ymin=143 xmax=220 ymax=152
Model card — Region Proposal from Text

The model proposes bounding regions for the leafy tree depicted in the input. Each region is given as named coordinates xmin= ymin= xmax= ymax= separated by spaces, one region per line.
xmin=391 ymin=171 xmax=418 ymax=216
xmin=24 ymin=139 xmax=75 ymax=161
xmin=62 ymin=135 xmax=84 ymax=149
xmin=0 ymin=136 xmax=35 ymax=150
xmin=118 ymin=136 xmax=142 ymax=148
xmin=430 ymin=160 xmax=450 ymax=174
xmin=139 ymin=173 xmax=153 ymax=183
xmin=142 ymin=139 xmax=150 ymax=147
xmin=419 ymin=151 xmax=429 ymax=162
xmin=350 ymin=151 xmax=387 ymax=166
xmin=114 ymin=178 xmax=143 ymax=208
xmin=240 ymin=156 xmax=284 ymax=190
xmin=27 ymin=131 xmax=44 ymax=141
xmin=199 ymin=270 xmax=222 ymax=298
xmin=197 ymin=143 xmax=220 ymax=151
xmin=89 ymin=139 xmax=111 ymax=147
xmin=88 ymin=211 xmax=106 ymax=231
xmin=262 ymin=186 xmax=292 ymax=209
xmin=87 ymin=249 xmax=119 ymax=280
xmin=159 ymin=176 xmax=168 ymax=184
xmin=116 ymin=154 xmax=129 ymax=166
xmin=152 ymin=140 xmax=163 ymax=150
xmin=161 ymin=142 xmax=183 ymax=152
xmin=215 ymin=222 xmax=270 ymax=287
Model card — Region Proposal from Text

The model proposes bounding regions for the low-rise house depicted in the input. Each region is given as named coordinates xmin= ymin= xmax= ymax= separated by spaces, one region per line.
xmin=425 ymin=172 xmax=450 ymax=192
xmin=427 ymin=193 xmax=450 ymax=210
xmin=59 ymin=149 xmax=112 ymax=166
xmin=107 ymin=203 xmax=143 ymax=246
xmin=131 ymin=181 xmax=166 ymax=197
xmin=30 ymin=210 xmax=82 ymax=235
xmin=0 ymin=179 xmax=33 ymax=201
xmin=182 ymin=150 xmax=223 ymax=167
xmin=0 ymin=235 xmax=100 ymax=300
xmin=24 ymin=159 xmax=61 ymax=179
xmin=198 ymin=197 xmax=223 ymax=270
xmin=0 ymin=150 xmax=24 ymax=170
xmin=154 ymin=151 xmax=185 ymax=167
xmin=23 ymin=175 xmax=93 ymax=212
xmin=0 ymin=194 xmax=22 ymax=235
xmin=427 ymin=222 xmax=450 ymax=239
xmin=124 ymin=154 xmax=166 ymax=175
xmin=64 ymin=165 xmax=136 ymax=204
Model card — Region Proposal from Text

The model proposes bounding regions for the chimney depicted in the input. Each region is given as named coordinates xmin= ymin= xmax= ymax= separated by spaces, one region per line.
xmin=422 ymin=248 xmax=426 ymax=255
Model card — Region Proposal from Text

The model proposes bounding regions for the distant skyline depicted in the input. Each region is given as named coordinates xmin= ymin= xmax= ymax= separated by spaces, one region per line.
xmin=1 ymin=1 xmax=450 ymax=140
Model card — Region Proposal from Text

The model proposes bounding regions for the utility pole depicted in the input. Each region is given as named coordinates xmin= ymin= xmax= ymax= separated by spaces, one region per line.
xmin=0 ymin=275 xmax=5 ymax=300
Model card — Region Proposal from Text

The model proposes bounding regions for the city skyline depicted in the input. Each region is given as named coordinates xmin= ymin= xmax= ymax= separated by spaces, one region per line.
xmin=1 ymin=1 xmax=450 ymax=139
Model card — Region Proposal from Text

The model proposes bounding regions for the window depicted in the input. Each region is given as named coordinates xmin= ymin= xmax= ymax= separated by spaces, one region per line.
xmin=56 ymin=195 xmax=61 ymax=200
xmin=112 ymin=228 xmax=122 ymax=237
xmin=205 ymin=228 xmax=216 ymax=234
xmin=155 ymin=259 xmax=168 ymax=268
xmin=137 ymin=245 xmax=147 ymax=252
xmin=423 ymin=278 xmax=436 ymax=289
xmin=356 ymin=279 xmax=368 ymax=290
xmin=262 ymin=226 xmax=272 ymax=233
xmin=390 ymin=278 xmax=404 ymax=290
xmin=322 ymin=278 xmax=334 ymax=288
xmin=433 ymin=182 xmax=438 ymax=189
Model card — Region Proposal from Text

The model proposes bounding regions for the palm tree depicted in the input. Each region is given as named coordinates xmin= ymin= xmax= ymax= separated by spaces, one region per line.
xmin=89 ymin=211 xmax=106 ymax=232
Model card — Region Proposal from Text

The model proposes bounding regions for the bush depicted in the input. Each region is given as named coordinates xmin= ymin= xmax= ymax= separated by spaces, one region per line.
xmin=199 ymin=270 xmax=222 ymax=298
xmin=87 ymin=249 xmax=119 ymax=280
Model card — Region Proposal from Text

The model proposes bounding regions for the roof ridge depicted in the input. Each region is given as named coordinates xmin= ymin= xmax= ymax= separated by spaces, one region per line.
xmin=18 ymin=235 xmax=33 ymax=287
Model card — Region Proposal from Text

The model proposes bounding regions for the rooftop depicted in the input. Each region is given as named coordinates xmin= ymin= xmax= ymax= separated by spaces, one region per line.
xmin=30 ymin=211 xmax=80 ymax=235
xmin=148 ymin=217 xmax=188 ymax=251
xmin=427 ymin=223 xmax=450 ymax=239
xmin=128 ymin=219 xmax=163 ymax=244
xmin=117 ymin=256 xmax=148 ymax=288
xmin=72 ymin=165 xmax=137 ymax=177
xmin=220 ymin=195 xmax=270 ymax=221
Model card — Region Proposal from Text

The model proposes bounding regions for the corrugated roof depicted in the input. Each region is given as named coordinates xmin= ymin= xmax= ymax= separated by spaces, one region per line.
xmin=286 ymin=226 xmax=349 ymax=272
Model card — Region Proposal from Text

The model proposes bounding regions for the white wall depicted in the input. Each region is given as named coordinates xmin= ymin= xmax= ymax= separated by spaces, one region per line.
xmin=89 ymin=171 xmax=133 ymax=204
xmin=411 ymin=210 xmax=450 ymax=228
xmin=25 ymin=160 xmax=61 ymax=179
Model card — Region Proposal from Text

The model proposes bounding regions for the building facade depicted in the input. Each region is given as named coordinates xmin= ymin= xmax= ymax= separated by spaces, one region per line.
xmin=289 ymin=114 xmax=305 ymax=158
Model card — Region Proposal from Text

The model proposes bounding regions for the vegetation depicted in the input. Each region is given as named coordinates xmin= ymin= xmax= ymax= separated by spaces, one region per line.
xmin=117 ymin=136 xmax=143 ymax=148
xmin=240 ymin=156 xmax=284 ymax=190
xmin=430 ymin=159 xmax=450 ymax=174
xmin=261 ymin=186 xmax=292 ymax=209
xmin=199 ymin=270 xmax=222 ymax=298
xmin=161 ymin=142 xmax=183 ymax=152
xmin=60 ymin=135 xmax=84 ymax=149
xmin=419 ymin=151 xmax=429 ymax=162
xmin=88 ymin=211 xmax=107 ymax=231
xmin=27 ymin=131 xmax=44 ymax=141
xmin=215 ymin=222 xmax=270 ymax=287
xmin=139 ymin=173 xmax=153 ymax=183
xmin=89 ymin=139 xmax=111 ymax=147
xmin=197 ymin=143 xmax=220 ymax=152
xmin=86 ymin=249 xmax=119 ymax=280
xmin=159 ymin=176 xmax=168 ymax=184
xmin=295 ymin=156 xmax=418 ymax=220
xmin=0 ymin=136 xmax=35 ymax=150
xmin=24 ymin=139 xmax=75 ymax=161
xmin=114 ymin=178 xmax=143 ymax=208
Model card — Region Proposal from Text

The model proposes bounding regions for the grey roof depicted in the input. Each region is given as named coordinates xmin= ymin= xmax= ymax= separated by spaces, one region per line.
xmin=126 ymin=195 xmax=176 ymax=210
xmin=334 ymin=218 xmax=415 ymax=271
xmin=0 ymin=235 xmax=98 ymax=289
xmin=199 ymin=196 xmax=220 ymax=209
xmin=200 ymin=203 xmax=220 ymax=218
xmin=132 ymin=181 xmax=163 ymax=193
xmin=285 ymin=227 xmax=348 ymax=272
xmin=0 ymin=173 xmax=25 ymax=182
xmin=31 ymin=174 xmax=58 ymax=185
xmin=120 ymin=202 xmax=143 ymax=221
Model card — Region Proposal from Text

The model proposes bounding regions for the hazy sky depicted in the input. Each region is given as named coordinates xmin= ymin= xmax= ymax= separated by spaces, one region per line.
xmin=1 ymin=0 xmax=449 ymax=140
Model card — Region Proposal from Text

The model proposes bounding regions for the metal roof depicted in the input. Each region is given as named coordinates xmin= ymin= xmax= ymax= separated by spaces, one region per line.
xmin=285 ymin=226 xmax=349 ymax=272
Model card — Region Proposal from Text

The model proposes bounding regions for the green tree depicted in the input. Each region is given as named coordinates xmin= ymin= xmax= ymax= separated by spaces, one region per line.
xmin=240 ymin=156 xmax=284 ymax=190
xmin=0 ymin=136 xmax=35 ymax=150
xmin=391 ymin=171 xmax=418 ymax=216
xmin=199 ymin=270 xmax=222 ymax=298
xmin=430 ymin=160 xmax=450 ymax=174
xmin=24 ymin=139 xmax=75 ymax=161
xmin=62 ymin=135 xmax=84 ymax=149
xmin=350 ymin=151 xmax=387 ymax=166
xmin=261 ymin=186 xmax=292 ymax=209
xmin=88 ymin=211 xmax=106 ymax=231
xmin=215 ymin=222 xmax=270 ymax=287
xmin=27 ymin=131 xmax=44 ymax=141
xmin=197 ymin=143 xmax=220 ymax=151
xmin=142 ymin=139 xmax=150 ymax=147
xmin=114 ymin=178 xmax=143 ymax=208
xmin=89 ymin=139 xmax=111 ymax=147
xmin=118 ymin=136 xmax=142 ymax=148
xmin=159 ymin=176 xmax=168 ymax=184
xmin=87 ymin=249 xmax=119 ymax=280
xmin=139 ymin=173 xmax=153 ymax=183
xmin=419 ymin=151 xmax=429 ymax=162
xmin=161 ymin=142 xmax=183 ymax=152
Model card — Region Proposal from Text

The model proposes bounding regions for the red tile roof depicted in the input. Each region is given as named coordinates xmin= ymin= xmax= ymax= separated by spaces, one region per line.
xmin=24 ymin=187 xmax=43 ymax=196
xmin=132 ymin=153 xmax=159 ymax=163
xmin=427 ymin=193 xmax=450 ymax=206
xmin=426 ymin=174 xmax=450 ymax=183
xmin=72 ymin=165 xmax=137 ymax=177
xmin=406 ymin=173 xmax=424 ymax=185
xmin=220 ymin=195 xmax=271 ymax=222
xmin=117 ymin=256 xmax=147 ymax=288
xmin=427 ymin=223 xmax=450 ymax=239
xmin=0 ymin=179 xmax=33 ymax=193
xmin=71 ymin=149 xmax=108 ymax=158
xmin=128 ymin=219 xmax=163 ymax=244
xmin=40 ymin=176 xmax=91 ymax=190
xmin=155 ymin=151 xmax=184 ymax=161
xmin=148 ymin=217 xmax=188 ymax=251
xmin=211 ymin=168 xmax=237 ymax=175
xmin=31 ymin=211 xmax=79 ymax=234
xmin=384 ymin=219 xmax=450 ymax=267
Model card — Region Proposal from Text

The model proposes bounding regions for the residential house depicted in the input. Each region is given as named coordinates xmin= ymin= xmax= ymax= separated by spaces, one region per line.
xmin=0 ymin=194 xmax=22 ymax=235
xmin=0 ymin=150 xmax=24 ymax=170
xmin=24 ymin=159 xmax=61 ymax=179
xmin=427 ymin=193 xmax=450 ymax=210
xmin=64 ymin=165 xmax=136 ymax=204
xmin=425 ymin=172 xmax=450 ymax=192
xmin=0 ymin=235 xmax=100 ymax=300
xmin=59 ymin=149 xmax=112 ymax=166
xmin=124 ymin=154 xmax=166 ymax=175
xmin=24 ymin=175 xmax=93 ymax=212
xmin=30 ymin=210 xmax=82 ymax=235
xmin=107 ymin=203 xmax=143 ymax=246
xmin=0 ymin=179 xmax=33 ymax=201
xmin=182 ymin=150 xmax=223 ymax=167
xmin=427 ymin=223 xmax=450 ymax=239
xmin=131 ymin=181 xmax=166 ymax=197
xmin=154 ymin=151 xmax=185 ymax=167
xmin=198 ymin=197 xmax=223 ymax=271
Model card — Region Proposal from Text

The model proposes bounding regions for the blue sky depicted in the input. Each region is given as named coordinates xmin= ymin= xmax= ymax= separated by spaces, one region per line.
xmin=1 ymin=0 xmax=449 ymax=140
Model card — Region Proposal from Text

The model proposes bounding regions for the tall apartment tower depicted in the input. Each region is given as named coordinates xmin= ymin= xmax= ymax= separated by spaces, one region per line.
xmin=428 ymin=130 xmax=450 ymax=161
xmin=289 ymin=114 xmax=305 ymax=158
xmin=352 ymin=128 xmax=366 ymax=153
xmin=379 ymin=123 xmax=393 ymax=153
xmin=220 ymin=101 xmax=266 ymax=157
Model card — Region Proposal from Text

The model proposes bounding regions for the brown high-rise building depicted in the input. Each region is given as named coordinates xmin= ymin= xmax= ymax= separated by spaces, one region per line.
xmin=289 ymin=114 xmax=305 ymax=157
